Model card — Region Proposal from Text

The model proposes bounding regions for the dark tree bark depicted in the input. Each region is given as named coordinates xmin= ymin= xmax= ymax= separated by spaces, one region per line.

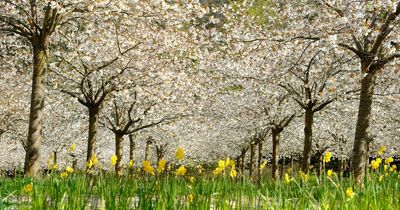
xmin=129 ymin=133 xmax=136 ymax=174
xmin=115 ymin=133 xmax=124 ymax=175
xmin=352 ymin=72 xmax=377 ymax=184
xmin=272 ymin=129 xmax=280 ymax=179
xmin=240 ymin=148 xmax=246 ymax=176
xmin=334 ymin=2 xmax=400 ymax=185
xmin=249 ymin=143 xmax=255 ymax=178
xmin=301 ymin=107 xmax=314 ymax=172
xmin=257 ymin=141 xmax=263 ymax=184
xmin=0 ymin=2 xmax=64 ymax=177
xmin=86 ymin=106 xmax=100 ymax=163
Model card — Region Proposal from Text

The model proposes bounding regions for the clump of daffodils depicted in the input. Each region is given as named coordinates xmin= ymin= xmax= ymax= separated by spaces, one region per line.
xmin=346 ymin=187 xmax=355 ymax=199
xmin=378 ymin=145 xmax=386 ymax=156
xmin=65 ymin=166 xmax=74 ymax=174
xmin=327 ymin=169 xmax=334 ymax=177
xmin=175 ymin=165 xmax=187 ymax=176
xmin=324 ymin=151 xmax=332 ymax=163
xmin=284 ymin=173 xmax=293 ymax=184
xmin=213 ymin=158 xmax=237 ymax=178
xmin=157 ymin=159 xmax=166 ymax=174
xmin=110 ymin=155 xmax=118 ymax=166
xmin=370 ymin=158 xmax=382 ymax=170
xmin=176 ymin=147 xmax=185 ymax=161
xmin=87 ymin=154 xmax=98 ymax=170
xmin=299 ymin=171 xmax=309 ymax=182
xmin=68 ymin=143 xmax=76 ymax=153
xmin=128 ymin=160 xmax=134 ymax=168
xmin=23 ymin=183 xmax=33 ymax=193
xmin=60 ymin=166 xmax=74 ymax=178
xmin=197 ymin=165 xmax=203 ymax=174
xmin=259 ymin=161 xmax=267 ymax=171
xmin=143 ymin=160 xmax=155 ymax=175
xmin=384 ymin=157 xmax=394 ymax=165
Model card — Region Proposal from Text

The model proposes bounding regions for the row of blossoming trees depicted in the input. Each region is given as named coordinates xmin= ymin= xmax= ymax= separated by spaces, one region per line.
xmin=0 ymin=0 xmax=400 ymax=185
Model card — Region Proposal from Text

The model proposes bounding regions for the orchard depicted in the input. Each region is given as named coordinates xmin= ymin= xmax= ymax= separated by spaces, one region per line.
xmin=0 ymin=1 xmax=399 ymax=209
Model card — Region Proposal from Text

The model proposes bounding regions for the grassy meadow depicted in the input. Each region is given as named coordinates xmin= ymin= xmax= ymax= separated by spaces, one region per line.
xmin=0 ymin=155 xmax=399 ymax=210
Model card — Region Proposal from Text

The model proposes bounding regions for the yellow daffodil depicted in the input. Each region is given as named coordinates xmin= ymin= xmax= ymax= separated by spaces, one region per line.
xmin=52 ymin=164 xmax=58 ymax=170
xmin=175 ymin=165 xmax=187 ymax=176
xmin=378 ymin=146 xmax=386 ymax=155
xmin=385 ymin=157 xmax=394 ymax=165
xmin=143 ymin=160 xmax=155 ymax=175
xmin=68 ymin=143 xmax=76 ymax=152
xmin=66 ymin=166 xmax=74 ymax=174
xmin=300 ymin=171 xmax=309 ymax=182
xmin=87 ymin=154 xmax=98 ymax=169
xmin=213 ymin=166 xmax=224 ymax=176
xmin=390 ymin=165 xmax=397 ymax=172
xmin=176 ymin=147 xmax=185 ymax=160
xmin=259 ymin=161 xmax=267 ymax=171
xmin=60 ymin=172 xmax=68 ymax=178
xmin=189 ymin=193 xmax=194 ymax=202
xmin=346 ymin=187 xmax=355 ymax=199
xmin=218 ymin=160 xmax=226 ymax=168
xmin=230 ymin=168 xmax=237 ymax=178
xmin=370 ymin=160 xmax=380 ymax=170
xmin=189 ymin=176 xmax=195 ymax=183
xmin=110 ymin=155 xmax=118 ymax=166
xmin=384 ymin=164 xmax=388 ymax=172
xmin=324 ymin=151 xmax=332 ymax=163
xmin=287 ymin=167 xmax=292 ymax=174
xmin=226 ymin=158 xmax=235 ymax=168
xmin=157 ymin=159 xmax=166 ymax=173
xmin=376 ymin=158 xmax=382 ymax=164
xmin=379 ymin=175 xmax=384 ymax=182
xmin=327 ymin=169 xmax=333 ymax=177
xmin=23 ymin=183 xmax=33 ymax=193
xmin=128 ymin=160 xmax=134 ymax=168
xmin=285 ymin=173 xmax=291 ymax=184
xmin=197 ymin=165 xmax=203 ymax=174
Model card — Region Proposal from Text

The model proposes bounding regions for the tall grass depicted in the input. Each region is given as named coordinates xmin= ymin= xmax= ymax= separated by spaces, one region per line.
xmin=0 ymin=169 xmax=399 ymax=209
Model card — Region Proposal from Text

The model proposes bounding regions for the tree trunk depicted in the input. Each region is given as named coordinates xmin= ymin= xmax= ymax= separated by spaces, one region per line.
xmin=338 ymin=158 xmax=342 ymax=180
xmin=280 ymin=157 xmax=285 ymax=179
xmin=53 ymin=151 xmax=57 ymax=167
xmin=249 ymin=143 xmax=255 ymax=178
xmin=352 ymin=73 xmax=376 ymax=185
xmin=115 ymin=134 xmax=124 ymax=176
xmin=145 ymin=142 xmax=151 ymax=161
xmin=72 ymin=159 xmax=78 ymax=171
xmin=290 ymin=155 xmax=294 ymax=172
xmin=235 ymin=156 xmax=240 ymax=171
xmin=24 ymin=46 xmax=48 ymax=176
xmin=86 ymin=106 xmax=99 ymax=166
xmin=257 ymin=141 xmax=263 ymax=183
xmin=240 ymin=148 xmax=246 ymax=176
xmin=301 ymin=108 xmax=314 ymax=173
xmin=316 ymin=153 xmax=322 ymax=177
xmin=129 ymin=133 xmax=135 ymax=174
xmin=364 ymin=141 xmax=370 ymax=178
xmin=272 ymin=130 xmax=280 ymax=179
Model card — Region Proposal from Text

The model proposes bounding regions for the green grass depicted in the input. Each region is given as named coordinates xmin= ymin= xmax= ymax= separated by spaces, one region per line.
xmin=0 ymin=170 xmax=399 ymax=210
